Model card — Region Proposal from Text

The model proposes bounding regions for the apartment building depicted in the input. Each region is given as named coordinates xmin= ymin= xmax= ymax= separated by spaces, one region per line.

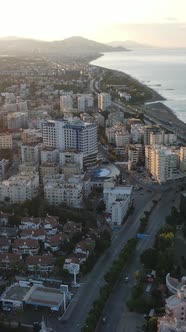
xmin=143 ymin=125 xmax=160 ymax=145
xmin=145 ymin=146 xmax=179 ymax=183
xmin=0 ymin=159 xmax=9 ymax=180
xmin=59 ymin=150 xmax=84 ymax=172
xmin=98 ymin=93 xmax=111 ymax=111
xmin=165 ymin=286 xmax=186 ymax=321
xmin=0 ymin=133 xmax=12 ymax=149
xmin=106 ymin=111 xmax=124 ymax=127
xmin=42 ymin=119 xmax=97 ymax=167
xmin=40 ymin=163 xmax=60 ymax=184
xmin=41 ymin=120 xmax=56 ymax=147
xmin=40 ymin=147 xmax=59 ymax=164
xmin=7 ymin=112 xmax=28 ymax=129
xmin=130 ymin=123 xmax=144 ymax=143
xmin=115 ymin=131 xmax=131 ymax=147
xmin=77 ymin=94 xmax=94 ymax=113
xmin=150 ymin=131 xmax=177 ymax=146
xmin=158 ymin=317 xmax=186 ymax=332
xmin=94 ymin=113 xmax=105 ymax=128
xmin=180 ymin=147 xmax=186 ymax=173
xmin=103 ymin=182 xmax=133 ymax=226
xmin=0 ymin=172 xmax=39 ymax=203
xmin=44 ymin=176 xmax=83 ymax=208
xmin=21 ymin=129 xmax=42 ymax=144
xmin=60 ymin=95 xmax=73 ymax=113
xmin=21 ymin=143 xmax=41 ymax=164
xmin=128 ymin=144 xmax=144 ymax=170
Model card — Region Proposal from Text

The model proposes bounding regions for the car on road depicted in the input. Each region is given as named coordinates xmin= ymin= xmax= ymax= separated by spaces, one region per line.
xmin=3 ymin=307 xmax=12 ymax=312
xmin=124 ymin=276 xmax=129 ymax=283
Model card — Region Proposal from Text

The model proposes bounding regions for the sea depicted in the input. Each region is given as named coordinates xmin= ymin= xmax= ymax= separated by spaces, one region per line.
xmin=91 ymin=48 xmax=186 ymax=124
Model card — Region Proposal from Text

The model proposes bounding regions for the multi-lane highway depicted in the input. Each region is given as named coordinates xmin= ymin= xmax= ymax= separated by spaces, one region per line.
xmin=96 ymin=189 xmax=176 ymax=332
xmin=47 ymin=189 xmax=158 ymax=331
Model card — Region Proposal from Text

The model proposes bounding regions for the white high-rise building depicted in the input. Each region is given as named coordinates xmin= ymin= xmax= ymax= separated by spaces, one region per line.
xmin=7 ymin=112 xmax=28 ymax=129
xmin=77 ymin=95 xmax=94 ymax=113
xmin=44 ymin=174 xmax=83 ymax=208
xmin=40 ymin=147 xmax=59 ymax=164
xmin=17 ymin=101 xmax=28 ymax=112
xmin=180 ymin=147 xmax=186 ymax=173
xmin=59 ymin=151 xmax=84 ymax=172
xmin=103 ymin=182 xmax=133 ymax=225
xmin=0 ymin=172 xmax=39 ymax=204
xmin=98 ymin=93 xmax=111 ymax=111
xmin=42 ymin=120 xmax=56 ymax=147
xmin=0 ymin=159 xmax=9 ymax=180
xmin=115 ymin=131 xmax=131 ymax=147
xmin=60 ymin=95 xmax=73 ymax=113
xmin=145 ymin=146 xmax=179 ymax=183
xmin=130 ymin=124 xmax=144 ymax=143
xmin=42 ymin=119 xmax=97 ymax=167
xmin=0 ymin=133 xmax=12 ymax=149
xmin=150 ymin=131 xmax=177 ymax=146
xmin=128 ymin=144 xmax=144 ymax=170
xmin=21 ymin=143 xmax=41 ymax=164
xmin=144 ymin=125 xmax=160 ymax=145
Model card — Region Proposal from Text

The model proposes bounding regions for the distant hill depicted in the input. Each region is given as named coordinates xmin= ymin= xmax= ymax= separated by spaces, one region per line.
xmin=107 ymin=40 xmax=155 ymax=49
xmin=0 ymin=36 xmax=128 ymax=56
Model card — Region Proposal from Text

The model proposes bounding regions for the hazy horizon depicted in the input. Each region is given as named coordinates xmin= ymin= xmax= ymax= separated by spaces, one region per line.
xmin=0 ymin=0 xmax=186 ymax=47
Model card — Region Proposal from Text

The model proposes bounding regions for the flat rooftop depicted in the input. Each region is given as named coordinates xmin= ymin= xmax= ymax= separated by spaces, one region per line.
xmin=24 ymin=286 xmax=64 ymax=308
xmin=1 ymin=284 xmax=30 ymax=302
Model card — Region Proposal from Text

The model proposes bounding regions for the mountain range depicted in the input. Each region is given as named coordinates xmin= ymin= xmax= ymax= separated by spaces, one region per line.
xmin=0 ymin=36 xmax=128 ymax=56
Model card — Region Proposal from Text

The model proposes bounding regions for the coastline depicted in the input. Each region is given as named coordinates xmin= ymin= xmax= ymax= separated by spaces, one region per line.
xmin=89 ymin=55 xmax=186 ymax=133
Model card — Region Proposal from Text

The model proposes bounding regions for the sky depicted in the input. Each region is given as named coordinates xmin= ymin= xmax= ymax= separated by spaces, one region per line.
xmin=0 ymin=0 xmax=186 ymax=46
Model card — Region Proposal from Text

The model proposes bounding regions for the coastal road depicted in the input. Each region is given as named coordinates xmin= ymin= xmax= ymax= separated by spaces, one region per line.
xmin=47 ymin=190 xmax=157 ymax=332
xmin=96 ymin=189 xmax=176 ymax=332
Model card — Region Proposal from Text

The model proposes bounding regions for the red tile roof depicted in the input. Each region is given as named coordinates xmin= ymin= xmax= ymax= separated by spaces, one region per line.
xmin=0 ymin=253 xmax=22 ymax=263
xmin=26 ymin=255 xmax=55 ymax=265
xmin=20 ymin=229 xmax=45 ymax=237
xmin=46 ymin=232 xmax=64 ymax=246
xmin=12 ymin=239 xmax=39 ymax=248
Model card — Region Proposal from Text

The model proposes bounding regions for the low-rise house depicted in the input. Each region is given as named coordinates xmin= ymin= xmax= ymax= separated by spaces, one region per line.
xmin=12 ymin=239 xmax=39 ymax=255
xmin=43 ymin=215 xmax=59 ymax=235
xmin=0 ymin=237 xmax=11 ymax=253
xmin=26 ymin=255 xmax=55 ymax=273
xmin=63 ymin=221 xmax=82 ymax=239
xmin=45 ymin=233 xmax=65 ymax=252
xmin=74 ymin=238 xmax=95 ymax=257
xmin=63 ymin=253 xmax=87 ymax=274
xmin=0 ymin=227 xmax=18 ymax=239
xmin=0 ymin=213 xmax=10 ymax=226
xmin=0 ymin=253 xmax=22 ymax=270
xmin=20 ymin=229 xmax=46 ymax=242
xmin=19 ymin=217 xmax=42 ymax=230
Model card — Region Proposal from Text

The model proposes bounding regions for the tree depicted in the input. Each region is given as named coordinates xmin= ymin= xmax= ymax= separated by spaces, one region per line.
xmin=55 ymin=256 xmax=65 ymax=273
xmin=158 ymin=232 xmax=174 ymax=251
xmin=147 ymin=317 xmax=158 ymax=332
xmin=95 ymin=230 xmax=111 ymax=254
xmin=96 ymin=200 xmax=106 ymax=213
xmin=140 ymin=248 xmax=158 ymax=269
